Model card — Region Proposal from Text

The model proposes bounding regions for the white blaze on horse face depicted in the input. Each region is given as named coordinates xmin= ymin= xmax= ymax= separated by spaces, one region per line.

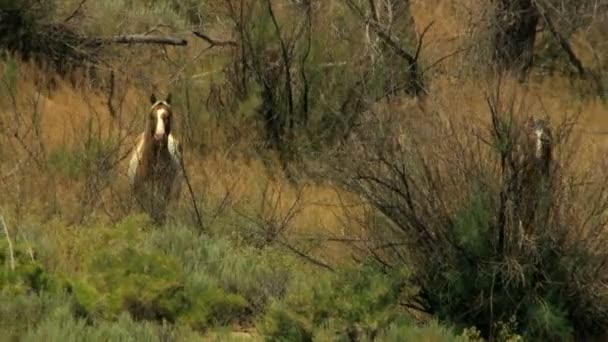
xmin=154 ymin=107 xmax=168 ymax=141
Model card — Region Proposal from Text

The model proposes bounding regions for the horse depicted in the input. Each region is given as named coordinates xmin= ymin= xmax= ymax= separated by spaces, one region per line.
xmin=512 ymin=116 xmax=555 ymax=234
xmin=527 ymin=116 xmax=553 ymax=177
xmin=128 ymin=93 xmax=183 ymax=223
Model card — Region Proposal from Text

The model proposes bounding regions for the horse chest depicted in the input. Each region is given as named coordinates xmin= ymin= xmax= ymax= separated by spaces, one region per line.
xmin=145 ymin=154 xmax=177 ymax=182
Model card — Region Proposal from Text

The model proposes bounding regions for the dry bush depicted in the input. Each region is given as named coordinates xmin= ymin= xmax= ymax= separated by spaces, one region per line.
xmin=325 ymin=75 xmax=608 ymax=339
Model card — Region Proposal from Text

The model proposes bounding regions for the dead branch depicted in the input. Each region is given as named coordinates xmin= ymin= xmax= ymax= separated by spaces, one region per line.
xmin=64 ymin=0 xmax=88 ymax=23
xmin=178 ymin=156 xmax=205 ymax=233
xmin=192 ymin=31 xmax=238 ymax=47
xmin=99 ymin=34 xmax=188 ymax=46
xmin=106 ymin=71 xmax=117 ymax=117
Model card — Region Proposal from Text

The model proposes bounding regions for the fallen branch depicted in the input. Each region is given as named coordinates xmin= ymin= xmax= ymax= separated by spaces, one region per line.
xmin=98 ymin=34 xmax=188 ymax=46
xmin=192 ymin=31 xmax=238 ymax=47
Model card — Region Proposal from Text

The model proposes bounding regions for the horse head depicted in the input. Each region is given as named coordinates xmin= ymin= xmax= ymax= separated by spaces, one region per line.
xmin=525 ymin=116 xmax=553 ymax=174
xmin=147 ymin=93 xmax=173 ymax=147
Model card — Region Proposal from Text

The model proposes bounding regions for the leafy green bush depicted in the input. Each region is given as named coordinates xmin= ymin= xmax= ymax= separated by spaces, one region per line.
xmin=71 ymin=221 xmax=249 ymax=329
xmin=73 ymin=246 xmax=189 ymax=321
xmin=0 ymin=239 xmax=66 ymax=296
xmin=259 ymin=264 xmax=417 ymax=341
xmin=146 ymin=224 xmax=295 ymax=316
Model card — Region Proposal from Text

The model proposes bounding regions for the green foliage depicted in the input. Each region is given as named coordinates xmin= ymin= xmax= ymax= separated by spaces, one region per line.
xmin=1 ymin=54 xmax=18 ymax=98
xmin=82 ymin=0 xmax=189 ymax=36
xmin=68 ymin=219 xmax=249 ymax=329
xmin=23 ymin=306 xmax=198 ymax=342
xmin=47 ymin=146 xmax=84 ymax=180
xmin=0 ymin=239 xmax=65 ymax=296
xmin=146 ymin=224 xmax=294 ymax=316
xmin=259 ymin=264 xmax=417 ymax=340
xmin=0 ymin=292 xmax=72 ymax=339
xmin=376 ymin=320 xmax=474 ymax=342
xmin=75 ymin=246 xmax=188 ymax=321
xmin=452 ymin=189 xmax=494 ymax=258
xmin=524 ymin=298 xmax=574 ymax=340
xmin=224 ymin=1 xmax=422 ymax=160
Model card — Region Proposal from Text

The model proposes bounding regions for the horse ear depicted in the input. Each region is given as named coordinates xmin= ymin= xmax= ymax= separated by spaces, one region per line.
xmin=150 ymin=93 xmax=157 ymax=104
xmin=166 ymin=93 xmax=172 ymax=105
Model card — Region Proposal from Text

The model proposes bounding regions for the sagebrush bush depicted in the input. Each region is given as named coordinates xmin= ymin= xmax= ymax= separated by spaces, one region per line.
xmin=22 ymin=307 xmax=198 ymax=342
xmin=145 ymin=223 xmax=295 ymax=315
xmin=259 ymin=264 xmax=418 ymax=341
xmin=0 ymin=239 xmax=66 ymax=296
xmin=73 ymin=246 xmax=189 ymax=322
xmin=63 ymin=217 xmax=251 ymax=329
xmin=0 ymin=292 xmax=72 ymax=340
xmin=375 ymin=320 xmax=476 ymax=342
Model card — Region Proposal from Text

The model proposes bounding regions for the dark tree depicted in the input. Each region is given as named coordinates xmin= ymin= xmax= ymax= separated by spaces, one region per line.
xmin=492 ymin=0 xmax=539 ymax=76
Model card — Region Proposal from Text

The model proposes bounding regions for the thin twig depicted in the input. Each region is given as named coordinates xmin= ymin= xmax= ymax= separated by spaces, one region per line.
xmin=191 ymin=31 xmax=238 ymax=47
xmin=178 ymin=157 xmax=205 ymax=233
xmin=1 ymin=214 xmax=15 ymax=271
xmin=64 ymin=0 xmax=88 ymax=23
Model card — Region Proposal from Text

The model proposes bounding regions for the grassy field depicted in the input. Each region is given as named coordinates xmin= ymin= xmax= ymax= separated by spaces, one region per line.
xmin=1 ymin=0 xmax=608 ymax=341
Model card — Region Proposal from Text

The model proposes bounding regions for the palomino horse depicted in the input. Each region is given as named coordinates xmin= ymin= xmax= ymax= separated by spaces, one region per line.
xmin=128 ymin=93 xmax=183 ymax=223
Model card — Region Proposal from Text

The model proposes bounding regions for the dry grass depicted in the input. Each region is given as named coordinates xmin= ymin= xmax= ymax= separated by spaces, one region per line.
xmin=0 ymin=1 xmax=607 ymax=267
xmin=2 ymin=63 xmax=607 ymax=251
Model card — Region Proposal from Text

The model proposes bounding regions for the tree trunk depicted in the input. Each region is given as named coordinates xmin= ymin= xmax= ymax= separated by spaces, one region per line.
xmin=492 ymin=0 xmax=539 ymax=76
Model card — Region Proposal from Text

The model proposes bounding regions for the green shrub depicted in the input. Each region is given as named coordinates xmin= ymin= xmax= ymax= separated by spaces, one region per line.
xmin=60 ymin=217 xmax=249 ymax=329
xmin=146 ymin=224 xmax=294 ymax=316
xmin=23 ymin=306 xmax=199 ymax=342
xmin=259 ymin=264 xmax=417 ymax=340
xmin=47 ymin=146 xmax=84 ymax=180
xmin=74 ymin=246 xmax=188 ymax=321
xmin=524 ymin=298 xmax=574 ymax=340
xmin=376 ymin=320 xmax=475 ymax=342
xmin=0 ymin=239 xmax=66 ymax=296
xmin=0 ymin=292 xmax=72 ymax=340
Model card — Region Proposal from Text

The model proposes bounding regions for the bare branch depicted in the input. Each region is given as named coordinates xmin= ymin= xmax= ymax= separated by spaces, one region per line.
xmin=192 ymin=30 xmax=238 ymax=47
xmin=106 ymin=71 xmax=117 ymax=118
xmin=1 ymin=214 xmax=15 ymax=271
xmin=414 ymin=20 xmax=435 ymax=62
xmin=64 ymin=0 xmax=88 ymax=23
